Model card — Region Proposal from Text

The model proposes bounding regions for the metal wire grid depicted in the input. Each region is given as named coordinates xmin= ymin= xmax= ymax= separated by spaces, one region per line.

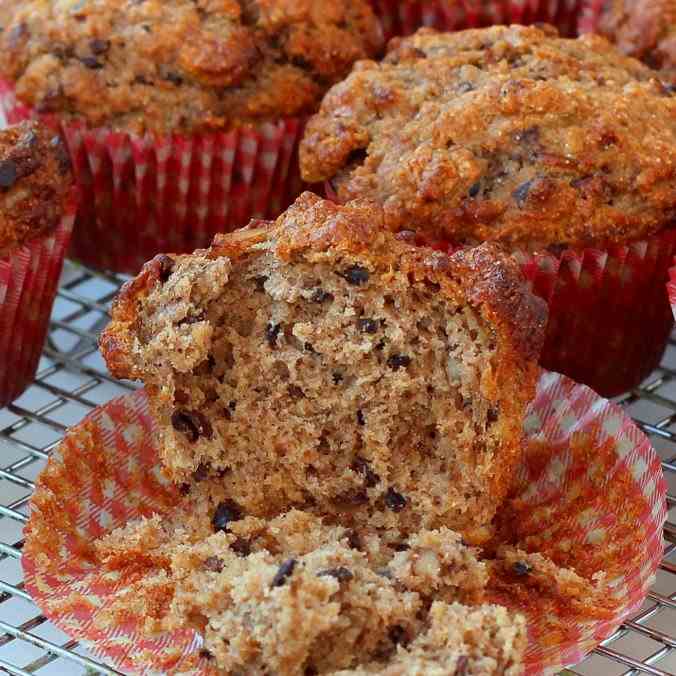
xmin=0 ymin=263 xmax=673 ymax=676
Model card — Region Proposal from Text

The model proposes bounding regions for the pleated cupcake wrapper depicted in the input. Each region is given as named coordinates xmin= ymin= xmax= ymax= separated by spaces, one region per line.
xmin=518 ymin=228 xmax=676 ymax=397
xmin=369 ymin=0 xmax=584 ymax=41
xmin=22 ymin=370 xmax=666 ymax=675
xmin=0 ymin=80 xmax=306 ymax=275
xmin=332 ymin=176 xmax=674 ymax=397
xmin=0 ymin=204 xmax=75 ymax=406
xmin=577 ymin=0 xmax=606 ymax=36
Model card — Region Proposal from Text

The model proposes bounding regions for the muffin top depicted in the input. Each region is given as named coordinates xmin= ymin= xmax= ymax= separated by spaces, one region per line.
xmin=0 ymin=0 xmax=383 ymax=134
xmin=0 ymin=121 xmax=73 ymax=258
xmin=300 ymin=24 xmax=676 ymax=249
xmin=594 ymin=0 xmax=676 ymax=83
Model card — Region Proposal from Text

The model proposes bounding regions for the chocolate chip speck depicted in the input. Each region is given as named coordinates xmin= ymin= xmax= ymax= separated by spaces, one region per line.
xmin=0 ymin=160 xmax=17 ymax=188
xmin=358 ymin=318 xmax=378 ymax=334
xmin=387 ymin=354 xmax=411 ymax=371
xmin=339 ymin=265 xmax=370 ymax=285
xmin=231 ymin=537 xmax=251 ymax=557
xmin=384 ymin=487 xmax=407 ymax=512
xmin=266 ymin=322 xmax=281 ymax=348
xmin=512 ymin=180 xmax=533 ymax=207
xmin=212 ymin=500 xmax=242 ymax=533
xmin=80 ymin=55 xmax=103 ymax=69
xmin=199 ymin=648 xmax=214 ymax=660
xmin=468 ymin=181 xmax=481 ymax=198
xmin=389 ymin=625 xmax=408 ymax=646
xmin=311 ymin=288 xmax=333 ymax=303
xmin=356 ymin=410 xmax=365 ymax=426
xmin=171 ymin=410 xmax=212 ymax=442
xmin=156 ymin=254 xmax=174 ymax=283
xmin=203 ymin=556 xmax=224 ymax=572
xmin=271 ymin=558 xmax=297 ymax=587
xmin=89 ymin=38 xmax=110 ymax=55
xmin=513 ymin=561 xmax=532 ymax=576
xmin=318 ymin=566 xmax=353 ymax=582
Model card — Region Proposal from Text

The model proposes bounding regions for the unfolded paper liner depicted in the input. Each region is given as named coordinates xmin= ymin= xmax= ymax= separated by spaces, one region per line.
xmin=369 ymin=0 xmax=584 ymax=41
xmin=22 ymin=370 xmax=666 ymax=675
xmin=0 ymin=199 xmax=76 ymax=406
xmin=0 ymin=80 xmax=306 ymax=275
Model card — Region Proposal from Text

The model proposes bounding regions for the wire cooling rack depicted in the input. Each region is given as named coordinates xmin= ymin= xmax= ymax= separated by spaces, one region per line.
xmin=0 ymin=261 xmax=673 ymax=676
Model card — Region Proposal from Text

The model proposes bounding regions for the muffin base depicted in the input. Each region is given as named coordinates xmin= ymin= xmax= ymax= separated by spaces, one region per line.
xmin=0 ymin=81 xmax=306 ymax=275
xmin=0 ymin=200 xmax=75 ymax=406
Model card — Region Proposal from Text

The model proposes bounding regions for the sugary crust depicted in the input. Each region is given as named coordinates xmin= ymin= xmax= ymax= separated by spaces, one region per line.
xmin=596 ymin=0 xmax=676 ymax=82
xmin=0 ymin=0 xmax=383 ymax=133
xmin=299 ymin=24 xmax=676 ymax=248
xmin=0 ymin=120 xmax=72 ymax=257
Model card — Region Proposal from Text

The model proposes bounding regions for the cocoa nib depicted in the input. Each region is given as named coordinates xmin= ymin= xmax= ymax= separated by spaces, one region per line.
xmin=171 ymin=410 xmax=213 ymax=442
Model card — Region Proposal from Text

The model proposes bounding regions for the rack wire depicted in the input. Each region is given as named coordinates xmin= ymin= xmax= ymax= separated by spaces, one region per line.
xmin=0 ymin=260 xmax=674 ymax=675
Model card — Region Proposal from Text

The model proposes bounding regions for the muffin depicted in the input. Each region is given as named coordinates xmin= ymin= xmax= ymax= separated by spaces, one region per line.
xmin=99 ymin=192 xmax=546 ymax=537
xmin=0 ymin=0 xmax=383 ymax=274
xmin=0 ymin=120 xmax=75 ymax=406
xmin=94 ymin=496 xmax=526 ymax=675
xmin=580 ymin=0 xmax=676 ymax=83
xmin=300 ymin=24 xmax=676 ymax=396
xmin=370 ymin=0 xmax=584 ymax=41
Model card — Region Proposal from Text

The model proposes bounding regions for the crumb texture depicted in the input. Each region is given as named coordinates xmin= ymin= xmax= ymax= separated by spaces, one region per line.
xmin=0 ymin=120 xmax=72 ymax=256
xmin=300 ymin=24 xmax=676 ymax=248
xmin=100 ymin=193 xmax=546 ymax=536
xmin=96 ymin=488 xmax=526 ymax=675
xmin=0 ymin=0 xmax=383 ymax=133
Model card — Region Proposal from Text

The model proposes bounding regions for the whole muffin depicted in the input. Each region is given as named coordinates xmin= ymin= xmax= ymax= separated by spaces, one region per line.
xmin=582 ymin=0 xmax=676 ymax=83
xmin=300 ymin=24 xmax=676 ymax=396
xmin=0 ymin=120 xmax=75 ymax=406
xmin=0 ymin=0 xmax=383 ymax=273
xmin=0 ymin=0 xmax=383 ymax=133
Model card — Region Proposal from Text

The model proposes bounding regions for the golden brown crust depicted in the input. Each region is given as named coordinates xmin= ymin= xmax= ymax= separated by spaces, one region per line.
xmin=299 ymin=24 xmax=676 ymax=249
xmin=595 ymin=0 xmax=676 ymax=82
xmin=0 ymin=0 xmax=383 ymax=133
xmin=102 ymin=192 xmax=546 ymax=381
xmin=0 ymin=120 xmax=72 ymax=257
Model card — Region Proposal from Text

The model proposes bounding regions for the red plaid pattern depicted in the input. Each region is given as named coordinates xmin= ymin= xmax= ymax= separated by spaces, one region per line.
xmin=577 ymin=0 xmax=608 ymax=35
xmin=0 ymin=81 xmax=306 ymax=275
xmin=369 ymin=0 xmax=584 ymax=40
xmin=0 ymin=199 xmax=76 ymax=406
xmin=22 ymin=371 xmax=666 ymax=675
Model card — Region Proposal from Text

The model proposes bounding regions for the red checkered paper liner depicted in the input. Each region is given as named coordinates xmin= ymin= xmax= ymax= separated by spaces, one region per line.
xmin=0 ymin=199 xmax=76 ymax=406
xmin=369 ymin=0 xmax=584 ymax=41
xmin=576 ymin=0 xmax=607 ymax=36
xmin=0 ymin=80 xmax=306 ymax=275
xmin=22 ymin=370 xmax=666 ymax=675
